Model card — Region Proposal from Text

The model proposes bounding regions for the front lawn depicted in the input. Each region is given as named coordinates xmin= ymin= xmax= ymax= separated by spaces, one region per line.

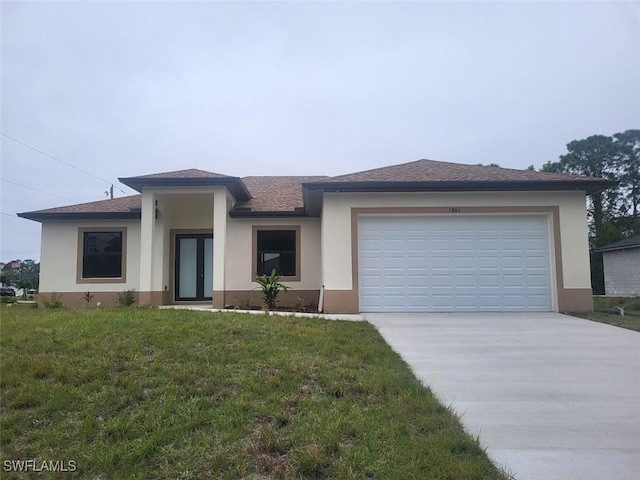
xmin=570 ymin=296 xmax=640 ymax=332
xmin=0 ymin=307 xmax=508 ymax=479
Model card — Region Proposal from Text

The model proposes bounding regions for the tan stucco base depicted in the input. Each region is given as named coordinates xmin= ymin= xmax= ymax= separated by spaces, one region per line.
xmin=138 ymin=291 xmax=166 ymax=307
xmin=557 ymin=288 xmax=594 ymax=312
xmin=39 ymin=289 xmax=320 ymax=310
xmin=322 ymin=290 xmax=360 ymax=314
xmin=322 ymin=288 xmax=595 ymax=314
xmin=217 ymin=290 xmax=321 ymax=310
xmin=38 ymin=286 xmax=593 ymax=313
xmin=37 ymin=291 xmax=140 ymax=308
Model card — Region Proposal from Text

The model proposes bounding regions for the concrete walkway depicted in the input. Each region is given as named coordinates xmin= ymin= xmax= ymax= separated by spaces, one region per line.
xmin=365 ymin=313 xmax=640 ymax=480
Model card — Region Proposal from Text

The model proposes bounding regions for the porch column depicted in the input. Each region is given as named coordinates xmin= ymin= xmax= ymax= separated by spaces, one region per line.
xmin=152 ymin=199 xmax=165 ymax=300
xmin=212 ymin=188 xmax=228 ymax=308
xmin=139 ymin=190 xmax=158 ymax=305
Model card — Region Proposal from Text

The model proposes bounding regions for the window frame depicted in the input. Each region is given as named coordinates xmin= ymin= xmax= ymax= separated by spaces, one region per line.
xmin=76 ymin=227 xmax=127 ymax=284
xmin=252 ymin=226 xmax=301 ymax=282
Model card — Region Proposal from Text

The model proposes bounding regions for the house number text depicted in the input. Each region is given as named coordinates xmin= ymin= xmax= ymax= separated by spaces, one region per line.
xmin=449 ymin=207 xmax=460 ymax=214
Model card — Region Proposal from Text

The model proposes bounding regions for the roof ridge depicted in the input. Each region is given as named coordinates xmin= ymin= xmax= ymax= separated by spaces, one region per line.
xmin=132 ymin=168 xmax=232 ymax=179
xmin=328 ymin=159 xmax=432 ymax=179
xmin=320 ymin=158 xmax=609 ymax=183
xmin=241 ymin=175 xmax=330 ymax=179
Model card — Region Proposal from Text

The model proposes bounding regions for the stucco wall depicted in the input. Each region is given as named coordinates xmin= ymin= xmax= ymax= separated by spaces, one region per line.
xmin=39 ymin=219 xmax=141 ymax=293
xmin=161 ymin=193 xmax=214 ymax=230
xmin=320 ymin=190 xmax=592 ymax=311
xmin=603 ymin=248 xmax=640 ymax=296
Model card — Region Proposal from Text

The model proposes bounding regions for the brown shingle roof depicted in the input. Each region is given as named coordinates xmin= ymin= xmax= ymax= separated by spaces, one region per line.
xmin=119 ymin=169 xmax=250 ymax=199
xmin=133 ymin=169 xmax=231 ymax=179
xmin=18 ymin=195 xmax=142 ymax=221
xmin=19 ymin=159 xmax=617 ymax=221
xmin=237 ymin=176 xmax=329 ymax=212
xmin=325 ymin=159 xmax=607 ymax=183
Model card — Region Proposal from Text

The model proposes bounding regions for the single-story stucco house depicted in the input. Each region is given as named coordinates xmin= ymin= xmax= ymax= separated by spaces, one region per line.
xmin=18 ymin=159 xmax=614 ymax=313
xmin=596 ymin=235 xmax=640 ymax=296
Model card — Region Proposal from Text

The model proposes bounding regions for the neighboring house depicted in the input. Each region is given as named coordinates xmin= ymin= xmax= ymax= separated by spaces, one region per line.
xmin=18 ymin=159 xmax=614 ymax=313
xmin=596 ymin=235 xmax=640 ymax=296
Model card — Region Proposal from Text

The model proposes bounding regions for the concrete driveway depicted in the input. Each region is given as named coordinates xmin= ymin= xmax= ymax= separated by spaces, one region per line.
xmin=365 ymin=313 xmax=640 ymax=480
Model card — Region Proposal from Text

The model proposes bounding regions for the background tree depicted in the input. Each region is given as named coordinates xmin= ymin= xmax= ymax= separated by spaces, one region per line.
xmin=19 ymin=259 xmax=40 ymax=288
xmin=16 ymin=279 xmax=33 ymax=299
xmin=1 ymin=260 xmax=40 ymax=288
xmin=541 ymin=131 xmax=638 ymax=293
xmin=613 ymin=129 xmax=640 ymax=235
xmin=542 ymin=135 xmax=622 ymax=246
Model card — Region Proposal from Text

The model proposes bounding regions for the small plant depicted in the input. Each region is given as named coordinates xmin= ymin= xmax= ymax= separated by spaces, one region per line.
xmin=255 ymin=269 xmax=288 ymax=310
xmin=83 ymin=291 xmax=95 ymax=307
xmin=238 ymin=297 xmax=251 ymax=310
xmin=43 ymin=292 xmax=63 ymax=309
xmin=292 ymin=296 xmax=308 ymax=313
xmin=118 ymin=289 xmax=136 ymax=307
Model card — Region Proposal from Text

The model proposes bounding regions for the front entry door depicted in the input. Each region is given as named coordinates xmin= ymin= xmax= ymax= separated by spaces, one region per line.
xmin=175 ymin=234 xmax=213 ymax=301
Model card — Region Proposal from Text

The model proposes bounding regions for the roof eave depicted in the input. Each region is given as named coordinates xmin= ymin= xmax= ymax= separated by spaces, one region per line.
xmin=302 ymin=180 xmax=617 ymax=194
xmin=229 ymin=210 xmax=310 ymax=218
xmin=17 ymin=211 xmax=142 ymax=223
xmin=595 ymin=244 xmax=640 ymax=253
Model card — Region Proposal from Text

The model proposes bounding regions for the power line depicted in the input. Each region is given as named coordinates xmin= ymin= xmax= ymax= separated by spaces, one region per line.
xmin=1 ymin=212 xmax=18 ymax=217
xmin=1 ymin=178 xmax=78 ymax=202
xmin=0 ymin=132 xmax=127 ymax=194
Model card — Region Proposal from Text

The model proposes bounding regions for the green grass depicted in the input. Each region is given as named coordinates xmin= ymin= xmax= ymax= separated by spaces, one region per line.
xmin=570 ymin=296 xmax=640 ymax=332
xmin=0 ymin=307 xmax=508 ymax=479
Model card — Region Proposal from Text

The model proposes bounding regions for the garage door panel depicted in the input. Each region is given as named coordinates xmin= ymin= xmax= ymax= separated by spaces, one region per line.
xmin=384 ymin=275 xmax=406 ymax=287
xmin=527 ymin=274 xmax=550 ymax=287
xmin=502 ymin=256 xmax=526 ymax=268
xmin=529 ymin=295 xmax=552 ymax=307
xmin=453 ymin=256 xmax=475 ymax=265
xmin=477 ymin=238 xmax=499 ymax=249
xmin=503 ymin=274 xmax=524 ymax=286
xmin=358 ymin=215 xmax=553 ymax=312
xmin=453 ymin=275 xmax=477 ymax=286
xmin=454 ymin=238 xmax=475 ymax=248
xmin=501 ymin=238 xmax=525 ymax=249
xmin=406 ymin=275 xmax=429 ymax=287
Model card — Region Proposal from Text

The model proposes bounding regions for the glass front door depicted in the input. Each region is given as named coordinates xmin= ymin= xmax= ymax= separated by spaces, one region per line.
xmin=175 ymin=234 xmax=213 ymax=301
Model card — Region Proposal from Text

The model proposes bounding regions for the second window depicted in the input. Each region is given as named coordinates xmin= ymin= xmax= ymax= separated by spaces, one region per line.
xmin=256 ymin=229 xmax=297 ymax=277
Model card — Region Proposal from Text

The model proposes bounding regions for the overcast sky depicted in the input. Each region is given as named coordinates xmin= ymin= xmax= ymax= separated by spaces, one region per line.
xmin=1 ymin=0 xmax=638 ymax=262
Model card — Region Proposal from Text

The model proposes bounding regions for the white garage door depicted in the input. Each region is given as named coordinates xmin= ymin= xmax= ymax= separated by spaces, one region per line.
xmin=358 ymin=215 xmax=552 ymax=312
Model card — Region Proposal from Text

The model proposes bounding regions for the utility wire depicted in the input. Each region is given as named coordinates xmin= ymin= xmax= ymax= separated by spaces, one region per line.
xmin=1 ymin=178 xmax=78 ymax=202
xmin=1 ymin=132 xmax=127 ymax=194
xmin=1 ymin=212 xmax=18 ymax=217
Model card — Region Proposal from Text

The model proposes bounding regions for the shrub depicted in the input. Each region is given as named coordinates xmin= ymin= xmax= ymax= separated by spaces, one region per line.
xmin=255 ymin=269 xmax=288 ymax=310
xmin=238 ymin=297 xmax=251 ymax=310
xmin=43 ymin=293 xmax=63 ymax=309
xmin=117 ymin=289 xmax=136 ymax=307
xmin=292 ymin=296 xmax=308 ymax=313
